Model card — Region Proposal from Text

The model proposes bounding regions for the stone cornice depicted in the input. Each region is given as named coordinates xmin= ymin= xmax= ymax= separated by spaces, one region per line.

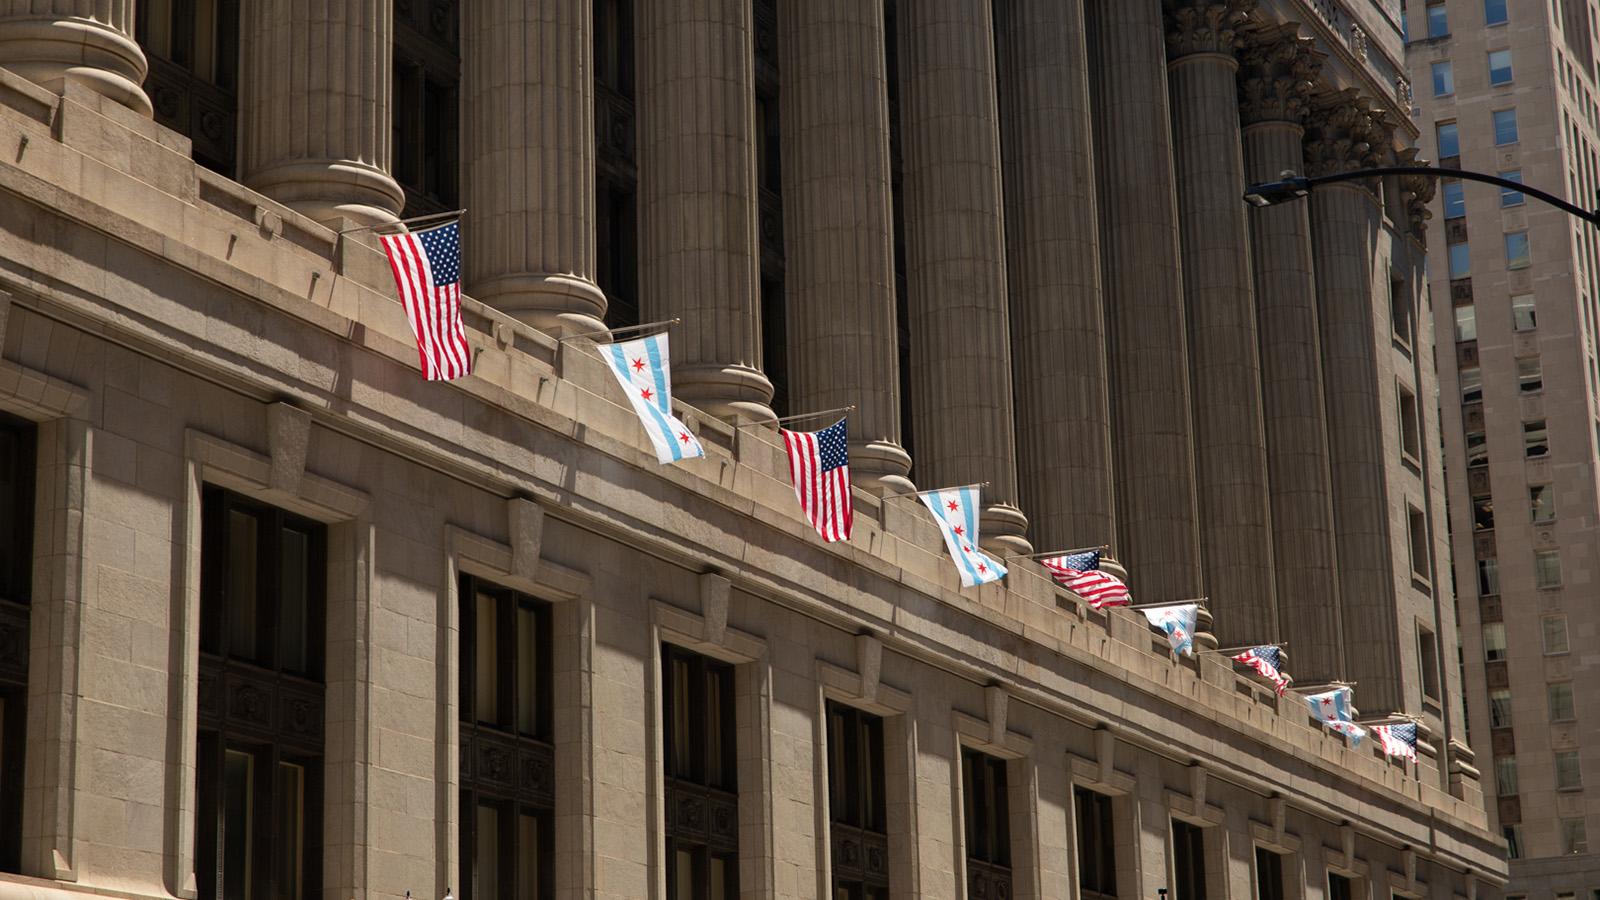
xmin=1303 ymin=87 xmax=1390 ymax=180
xmin=1237 ymin=22 xmax=1323 ymax=126
xmin=1165 ymin=0 xmax=1256 ymax=60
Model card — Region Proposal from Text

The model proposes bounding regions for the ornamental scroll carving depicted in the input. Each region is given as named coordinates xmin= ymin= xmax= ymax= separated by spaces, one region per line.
xmin=1396 ymin=147 xmax=1437 ymax=244
xmin=1164 ymin=0 xmax=1257 ymax=59
xmin=1303 ymin=88 xmax=1391 ymax=181
xmin=1237 ymin=23 xmax=1323 ymax=126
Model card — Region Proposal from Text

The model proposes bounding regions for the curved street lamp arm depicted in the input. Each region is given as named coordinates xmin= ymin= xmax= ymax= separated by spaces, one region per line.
xmin=1304 ymin=165 xmax=1600 ymax=226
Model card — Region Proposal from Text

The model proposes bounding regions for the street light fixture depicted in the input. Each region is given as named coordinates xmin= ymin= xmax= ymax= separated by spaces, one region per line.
xmin=1243 ymin=165 xmax=1600 ymax=227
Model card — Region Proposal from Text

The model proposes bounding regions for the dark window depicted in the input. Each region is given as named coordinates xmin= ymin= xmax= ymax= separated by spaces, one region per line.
xmin=1255 ymin=847 xmax=1285 ymax=900
xmin=136 ymin=0 xmax=240 ymax=174
xmin=1172 ymin=820 xmax=1207 ymax=900
xmin=827 ymin=703 xmax=888 ymax=899
xmin=596 ymin=0 xmax=639 ymax=330
xmin=0 ymin=415 xmax=34 ymax=876
xmin=1391 ymin=277 xmax=1414 ymax=345
xmin=1398 ymin=384 xmax=1420 ymax=460
xmin=754 ymin=0 xmax=787 ymax=416
xmin=393 ymin=0 xmax=460 ymax=216
xmin=459 ymin=574 xmax=554 ymax=900
xmin=885 ymin=0 xmax=914 ymax=467
xmin=961 ymin=749 xmax=1010 ymax=900
xmin=196 ymin=487 xmax=327 ymax=900
xmin=1329 ymin=873 xmax=1354 ymax=900
xmin=663 ymin=646 xmax=738 ymax=900
xmin=1418 ymin=625 xmax=1441 ymax=702
xmin=1075 ymin=787 xmax=1117 ymax=897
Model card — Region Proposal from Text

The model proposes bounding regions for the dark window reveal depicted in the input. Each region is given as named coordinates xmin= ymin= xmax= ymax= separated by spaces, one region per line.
xmin=663 ymin=646 xmax=738 ymax=900
xmin=1076 ymin=787 xmax=1117 ymax=897
xmin=137 ymin=0 xmax=240 ymax=175
xmin=0 ymin=415 xmax=35 ymax=876
xmin=962 ymin=749 xmax=1011 ymax=900
xmin=827 ymin=703 xmax=889 ymax=899
xmin=393 ymin=0 xmax=460 ymax=215
xmin=1173 ymin=820 xmax=1207 ymax=900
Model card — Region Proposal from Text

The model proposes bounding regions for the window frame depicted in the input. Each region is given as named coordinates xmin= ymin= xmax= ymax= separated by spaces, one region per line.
xmin=1442 ymin=180 xmax=1466 ymax=218
xmin=1483 ymin=622 xmax=1507 ymax=661
xmin=662 ymin=645 xmax=739 ymax=900
xmin=1449 ymin=243 xmax=1472 ymax=282
xmin=1518 ymin=356 xmax=1543 ymax=393
xmin=826 ymin=702 xmax=889 ymax=898
xmin=1075 ymin=787 xmax=1118 ymax=898
xmin=1493 ymin=108 xmax=1520 ymax=145
xmin=1530 ymin=483 xmax=1556 ymax=523
xmin=1255 ymin=846 xmax=1286 ymax=900
xmin=1543 ymin=615 xmax=1570 ymax=655
xmin=1524 ymin=419 xmax=1548 ymax=458
xmin=1535 ymin=548 xmax=1563 ymax=588
xmin=1172 ymin=819 xmax=1208 ymax=900
xmin=1488 ymin=688 xmax=1513 ymax=728
xmin=960 ymin=747 xmax=1012 ymax=900
xmin=1432 ymin=59 xmax=1455 ymax=96
xmin=0 ymin=414 xmax=34 ymax=876
xmin=1488 ymin=49 xmax=1514 ymax=85
xmin=1511 ymin=292 xmax=1536 ymax=330
xmin=1556 ymin=750 xmax=1583 ymax=790
xmin=1485 ymin=0 xmax=1508 ymax=25
xmin=1548 ymin=682 xmax=1576 ymax=723
xmin=1437 ymin=121 xmax=1461 ymax=158
xmin=1505 ymin=230 xmax=1532 ymax=269
xmin=1500 ymin=171 xmax=1525 ymax=207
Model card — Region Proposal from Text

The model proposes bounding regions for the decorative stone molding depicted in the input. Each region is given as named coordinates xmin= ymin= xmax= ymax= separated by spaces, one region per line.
xmin=1164 ymin=0 xmax=1255 ymax=60
xmin=1395 ymin=147 xmax=1437 ymax=244
xmin=1304 ymin=88 xmax=1390 ymax=180
xmin=1237 ymin=23 xmax=1323 ymax=126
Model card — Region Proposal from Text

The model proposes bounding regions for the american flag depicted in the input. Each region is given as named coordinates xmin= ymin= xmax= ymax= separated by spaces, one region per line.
xmin=1373 ymin=722 xmax=1418 ymax=762
xmin=1039 ymin=550 xmax=1131 ymax=608
xmin=1231 ymin=645 xmax=1292 ymax=696
xmin=782 ymin=418 xmax=853 ymax=542
xmin=378 ymin=221 xmax=472 ymax=381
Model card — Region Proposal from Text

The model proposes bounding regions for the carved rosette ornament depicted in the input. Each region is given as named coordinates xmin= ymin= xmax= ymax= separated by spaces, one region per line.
xmin=1237 ymin=22 xmax=1323 ymax=126
xmin=1303 ymin=88 xmax=1390 ymax=186
xmin=1395 ymin=147 xmax=1437 ymax=244
xmin=1165 ymin=0 xmax=1257 ymax=59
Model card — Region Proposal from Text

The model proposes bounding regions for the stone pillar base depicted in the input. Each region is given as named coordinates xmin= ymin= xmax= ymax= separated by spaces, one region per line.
xmin=849 ymin=439 xmax=914 ymax=496
xmin=673 ymin=362 xmax=775 ymax=423
xmin=980 ymin=503 xmax=1033 ymax=558
xmin=0 ymin=15 xmax=150 ymax=116
xmin=244 ymin=158 xmax=404 ymax=228
xmin=472 ymin=273 xmax=609 ymax=338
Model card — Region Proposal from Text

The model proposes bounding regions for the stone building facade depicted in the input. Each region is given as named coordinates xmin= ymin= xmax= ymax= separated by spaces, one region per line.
xmin=0 ymin=1 xmax=1503 ymax=900
xmin=1407 ymin=0 xmax=1600 ymax=894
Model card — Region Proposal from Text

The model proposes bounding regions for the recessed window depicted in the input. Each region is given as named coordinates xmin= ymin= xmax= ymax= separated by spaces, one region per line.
xmin=1418 ymin=624 xmax=1441 ymax=701
xmin=1449 ymin=243 xmax=1472 ymax=280
xmin=1329 ymin=874 xmax=1354 ymax=900
xmin=1391 ymin=276 xmax=1413 ymax=345
xmin=1557 ymin=750 xmax=1583 ymax=789
xmin=1408 ymin=506 xmax=1431 ymax=580
xmin=1549 ymin=682 xmax=1576 ymax=722
xmin=1494 ymin=108 xmax=1520 ymax=145
xmin=1518 ymin=357 xmax=1543 ymax=393
xmin=0 ymin=415 xmax=34 ymax=877
xmin=1472 ymin=495 xmax=1495 ymax=530
xmin=392 ymin=1 xmax=461 ymax=215
xmin=1075 ymin=788 xmax=1117 ymax=897
xmin=1561 ymin=817 xmax=1588 ymax=854
xmin=1544 ymin=615 xmax=1570 ymax=654
xmin=1531 ymin=483 xmax=1555 ymax=522
xmin=1433 ymin=60 xmax=1456 ymax=96
xmin=134 ymin=0 xmax=241 ymax=175
xmin=1442 ymin=180 xmax=1466 ymax=218
xmin=1461 ymin=366 xmax=1484 ymax=404
xmin=1485 ymin=0 xmax=1508 ymax=24
xmin=828 ymin=703 xmax=888 ymax=898
xmin=1489 ymin=688 xmax=1513 ymax=727
xmin=1484 ymin=622 xmax=1507 ymax=660
xmin=1173 ymin=820 xmax=1207 ymax=900
xmin=1488 ymin=49 xmax=1514 ymax=85
xmin=1506 ymin=230 xmax=1532 ymax=269
xmin=1255 ymin=847 xmax=1285 ymax=900
xmin=1512 ymin=293 xmax=1537 ymax=330
xmin=1495 ymin=755 xmax=1519 ymax=795
xmin=1455 ymin=302 xmax=1477 ymax=340
xmin=962 ymin=749 xmax=1012 ymax=896
xmin=1536 ymin=549 xmax=1563 ymax=587
xmin=662 ymin=646 xmax=739 ymax=900
xmin=1399 ymin=384 xmax=1421 ymax=460
xmin=1500 ymin=170 xmax=1525 ymax=206
xmin=1525 ymin=419 xmax=1549 ymax=458
xmin=1428 ymin=0 xmax=1449 ymax=37
xmin=1504 ymin=825 xmax=1523 ymax=859
xmin=1437 ymin=121 xmax=1461 ymax=158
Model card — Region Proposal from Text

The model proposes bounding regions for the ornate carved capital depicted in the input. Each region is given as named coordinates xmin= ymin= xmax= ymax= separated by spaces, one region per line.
xmin=1165 ymin=0 xmax=1256 ymax=60
xmin=1303 ymin=88 xmax=1390 ymax=180
xmin=1237 ymin=22 xmax=1323 ymax=126
xmin=1395 ymin=147 xmax=1436 ymax=244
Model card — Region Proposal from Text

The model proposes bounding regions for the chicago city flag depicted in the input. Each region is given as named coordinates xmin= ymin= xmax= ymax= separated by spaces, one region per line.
xmin=1140 ymin=603 xmax=1198 ymax=658
xmin=600 ymin=333 xmax=705 ymax=465
xmin=919 ymin=487 xmax=1007 ymax=587
xmin=1304 ymin=687 xmax=1367 ymax=747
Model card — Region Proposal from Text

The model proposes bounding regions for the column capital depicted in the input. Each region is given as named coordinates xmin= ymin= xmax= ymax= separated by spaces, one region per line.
xmin=1236 ymin=22 xmax=1322 ymax=127
xmin=1164 ymin=0 xmax=1255 ymax=61
xmin=1395 ymin=147 xmax=1437 ymax=245
xmin=1303 ymin=88 xmax=1391 ymax=179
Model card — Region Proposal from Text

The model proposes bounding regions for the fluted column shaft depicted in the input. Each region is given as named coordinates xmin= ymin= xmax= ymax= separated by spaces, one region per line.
xmin=1307 ymin=91 xmax=1396 ymax=703
xmin=1085 ymin=0 xmax=1202 ymax=601
xmin=636 ymin=0 xmax=774 ymax=422
xmin=896 ymin=0 xmax=1029 ymax=555
xmin=1239 ymin=25 xmax=1344 ymax=680
xmin=240 ymin=0 xmax=402 ymax=226
xmin=995 ymin=0 xmax=1115 ymax=553
xmin=778 ymin=0 xmax=911 ymax=491
xmin=0 ymin=0 xmax=150 ymax=115
xmin=462 ymin=0 xmax=606 ymax=337
xmin=1166 ymin=2 xmax=1276 ymax=641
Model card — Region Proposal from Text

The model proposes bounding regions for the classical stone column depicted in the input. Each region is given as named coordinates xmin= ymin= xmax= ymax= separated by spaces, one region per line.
xmin=0 ymin=1 xmax=150 ymax=115
xmin=778 ymin=0 xmax=910 ymax=492
xmin=1085 ymin=0 xmax=1202 ymax=600
xmin=995 ymin=0 xmax=1115 ymax=553
xmin=636 ymin=0 xmax=774 ymax=422
xmin=1305 ymin=89 xmax=1396 ymax=702
xmin=1165 ymin=0 xmax=1276 ymax=640
xmin=461 ymin=0 xmax=606 ymax=337
xmin=1238 ymin=25 xmax=1345 ymax=680
xmin=896 ymin=0 xmax=1029 ymax=555
xmin=240 ymin=0 xmax=404 ymax=226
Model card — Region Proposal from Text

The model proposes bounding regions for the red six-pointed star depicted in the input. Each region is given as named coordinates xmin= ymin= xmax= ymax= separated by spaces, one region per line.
xmin=977 ymin=562 xmax=988 ymax=573
xmin=946 ymin=499 xmax=959 ymax=511
xmin=640 ymin=387 xmax=654 ymax=401
xmin=952 ymin=525 xmax=964 ymax=536
xmin=678 ymin=432 xmax=691 ymax=444
xmin=631 ymin=357 xmax=646 ymax=373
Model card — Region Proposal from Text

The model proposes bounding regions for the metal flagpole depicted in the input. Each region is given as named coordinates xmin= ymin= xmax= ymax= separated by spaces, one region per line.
xmin=735 ymin=405 xmax=856 ymax=429
xmin=1291 ymin=680 xmax=1357 ymax=691
xmin=1124 ymin=598 xmax=1207 ymax=611
xmin=338 ymin=208 xmax=466 ymax=236
xmin=1006 ymin=544 xmax=1110 ymax=560
xmin=1202 ymin=641 xmax=1291 ymax=655
xmin=886 ymin=482 xmax=991 ymax=500
xmin=1354 ymin=714 xmax=1421 ymax=726
xmin=559 ymin=318 xmax=682 ymax=343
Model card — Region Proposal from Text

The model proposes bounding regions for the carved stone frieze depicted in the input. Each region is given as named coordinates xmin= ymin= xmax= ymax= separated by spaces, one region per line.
xmin=1395 ymin=147 xmax=1437 ymax=244
xmin=1237 ymin=22 xmax=1323 ymax=126
xmin=1303 ymin=88 xmax=1391 ymax=181
xmin=1165 ymin=0 xmax=1256 ymax=59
